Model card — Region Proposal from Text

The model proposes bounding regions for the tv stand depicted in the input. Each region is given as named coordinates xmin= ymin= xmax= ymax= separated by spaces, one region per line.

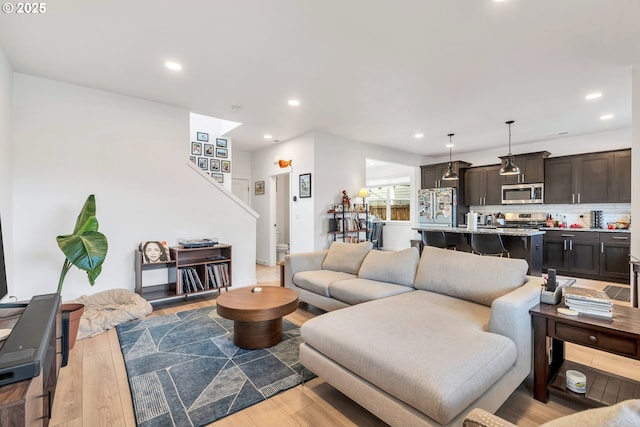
xmin=0 ymin=294 xmax=61 ymax=426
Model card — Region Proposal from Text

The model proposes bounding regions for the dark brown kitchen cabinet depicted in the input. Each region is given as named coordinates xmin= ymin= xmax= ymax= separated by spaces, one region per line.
xmin=611 ymin=149 xmax=631 ymax=202
xmin=599 ymin=233 xmax=631 ymax=282
xmin=544 ymin=149 xmax=630 ymax=204
xmin=420 ymin=161 xmax=470 ymax=189
xmin=542 ymin=230 xmax=600 ymax=277
xmin=499 ymin=151 xmax=549 ymax=184
xmin=544 ymin=157 xmax=573 ymax=204
xmin=464 ymin=164 xmax=502 ymax=206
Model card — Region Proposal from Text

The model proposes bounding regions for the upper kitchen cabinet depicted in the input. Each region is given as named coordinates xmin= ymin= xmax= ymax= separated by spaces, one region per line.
xmin=610 ymin=149 xmax=631 ymax=202
xmin=499 ymin=151 xmax=550 ymax=184
xmin=464 ymin=164 xmax=502 ymax=206
xmin=420 ymin=161 xmax=471 ymax=189
xmin=544 ymin=149 xmax=630 ymax=204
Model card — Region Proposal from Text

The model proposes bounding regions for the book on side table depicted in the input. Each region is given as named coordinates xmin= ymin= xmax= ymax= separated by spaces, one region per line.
xmin=563 ymin=286 xmax=613 ymax=319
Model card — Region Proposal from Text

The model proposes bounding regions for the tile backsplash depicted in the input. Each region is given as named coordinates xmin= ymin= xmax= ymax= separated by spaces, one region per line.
xmin=470 ymin=203 xmax=631 ymax=229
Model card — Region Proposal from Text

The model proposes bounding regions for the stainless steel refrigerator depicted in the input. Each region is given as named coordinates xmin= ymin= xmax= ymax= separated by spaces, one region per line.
xmin=418 ymin=188 xmax=457 ymax=227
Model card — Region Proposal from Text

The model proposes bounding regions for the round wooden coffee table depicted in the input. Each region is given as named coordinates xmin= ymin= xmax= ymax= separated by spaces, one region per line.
xmin=216 ymin=286 xmax=299 ymax=349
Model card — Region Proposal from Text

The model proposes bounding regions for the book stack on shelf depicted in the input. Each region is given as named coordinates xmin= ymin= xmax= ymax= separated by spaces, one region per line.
xmin=563 ymin=286 xmax=613 ymax=319
xmin=207 ymin=263 xmax=230 ymax=291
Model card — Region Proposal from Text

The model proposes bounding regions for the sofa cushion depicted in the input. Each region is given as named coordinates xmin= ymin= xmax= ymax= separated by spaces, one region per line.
xmin=301 ymin=291 xmax=514 ymax=425
xmin=322 ymin=241 xmax=373 ymax=274
xmin=414 ymin=246 xmax=528 ymax=307
xmin=358 ymin=247 xmax=419 ymax=287
xmin=329 ymin=278 xmax=414 ymax=305
xmin=293 ymin=270 xmax=357 ymax=297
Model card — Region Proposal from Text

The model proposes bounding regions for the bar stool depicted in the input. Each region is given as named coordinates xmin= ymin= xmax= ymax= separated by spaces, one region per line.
xmin=470 ymin=233 xmax=510 ymax=257
xmin=421 ymin=231 xmax=457 ymax=250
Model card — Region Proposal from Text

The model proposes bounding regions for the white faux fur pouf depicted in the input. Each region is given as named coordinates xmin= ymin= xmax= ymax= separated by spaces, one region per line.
xmin=69 ymin=289 xmax=153 ymax=339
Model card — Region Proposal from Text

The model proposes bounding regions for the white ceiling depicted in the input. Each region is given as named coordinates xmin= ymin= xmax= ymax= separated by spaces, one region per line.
xmin=1 ymin=0 xmax=639 ymax=156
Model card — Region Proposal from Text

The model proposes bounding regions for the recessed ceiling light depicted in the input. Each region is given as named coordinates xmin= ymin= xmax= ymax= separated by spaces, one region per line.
xmin=414 ymin=133 xmax=424 ymax=139
xmin=446 ymin=143 xmax=454 ymax=148
xmin=600 ymin=114 xmax=614 ymax=120
xmin=585 ymin=92 xmax=602 ymax=100
xmin=288 ymin=99 xmax=300 ymax=107
xmin=165 ymin=61 xmax=182 ymax=71
xmin=493 ymin=0 xmax=508 ymax=3
xmin=264 ymin=134 xmax=273 ymax=140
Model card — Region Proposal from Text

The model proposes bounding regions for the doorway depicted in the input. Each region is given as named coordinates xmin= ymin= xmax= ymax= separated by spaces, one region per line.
xmin=270 ymin=173 xmax=290 ymax=266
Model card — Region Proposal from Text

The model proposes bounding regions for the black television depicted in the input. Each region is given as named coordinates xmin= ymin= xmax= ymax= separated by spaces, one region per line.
xmin=0 ymin=215 xmax=8 ymax=301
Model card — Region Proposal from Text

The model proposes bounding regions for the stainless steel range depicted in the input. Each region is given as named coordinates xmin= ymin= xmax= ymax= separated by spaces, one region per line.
xmin=503 ymin=212 xmax=547 ymax=229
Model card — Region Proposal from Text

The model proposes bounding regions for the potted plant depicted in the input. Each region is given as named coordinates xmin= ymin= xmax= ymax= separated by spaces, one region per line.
xmin=56 ymin=194 xmax=108 ymax=349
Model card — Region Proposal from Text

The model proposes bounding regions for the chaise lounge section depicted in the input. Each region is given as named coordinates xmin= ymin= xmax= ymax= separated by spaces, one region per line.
xmin=285 ymin=242 xmax=543 ymax=426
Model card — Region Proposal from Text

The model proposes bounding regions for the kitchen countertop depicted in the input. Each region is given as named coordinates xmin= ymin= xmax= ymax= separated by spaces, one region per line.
xmin=414 ymin=226 xmax=545 ymax=237
xmin=540 ymin=227 xmax=631 ymax=233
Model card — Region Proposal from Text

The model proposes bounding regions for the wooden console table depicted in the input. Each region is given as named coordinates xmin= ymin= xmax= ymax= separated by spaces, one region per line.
xmin=530 ymin=303 xmax=640 ymax=406
xmin=0 ymin=301 xmax=61 ymax=426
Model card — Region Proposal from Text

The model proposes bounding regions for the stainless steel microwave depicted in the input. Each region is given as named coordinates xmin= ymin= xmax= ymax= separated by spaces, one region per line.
xmin=501 ymin=183 xmax=544 ymax=204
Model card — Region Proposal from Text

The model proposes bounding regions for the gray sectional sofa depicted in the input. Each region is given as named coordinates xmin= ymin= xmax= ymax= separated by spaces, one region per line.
xmin=284 ymin=242 xmax=543 ymax=427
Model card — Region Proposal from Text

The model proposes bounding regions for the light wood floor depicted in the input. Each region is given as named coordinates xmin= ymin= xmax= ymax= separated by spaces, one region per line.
xmin=49 ymin=266 xmax=639 ymax=427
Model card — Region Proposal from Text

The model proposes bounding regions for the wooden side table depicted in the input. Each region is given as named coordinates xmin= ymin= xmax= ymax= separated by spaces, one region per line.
xmin=530 ymin=303 xmax=640 ymax=406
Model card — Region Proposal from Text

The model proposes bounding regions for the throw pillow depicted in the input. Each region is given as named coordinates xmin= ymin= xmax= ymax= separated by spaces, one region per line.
xmin=414 ymin=246 xmax=528 ymax=306
xmin=358 ymin=247 xmax=419 ymax=287
xmin=322 ymin=241 xmax=373 ymax=274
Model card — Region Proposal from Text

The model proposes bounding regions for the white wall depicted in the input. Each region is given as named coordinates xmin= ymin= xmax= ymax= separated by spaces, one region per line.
xmin=0 ymin=47 xmax=13 ymax=297
xmin=231 ymin=149 xmax=252 ymax=181
xmin=251 ymin=132 xmax=315 ymax=265
xmin=314 ymin=132 xmax=428 ymax=251
xmin=251 ymin=131 xmax=433 ymax=259
xmin=11 ymin=74 xmax=256 ymax=301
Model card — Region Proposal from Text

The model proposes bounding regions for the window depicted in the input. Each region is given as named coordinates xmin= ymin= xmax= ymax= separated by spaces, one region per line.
xmin=368 ymin=184 xmax=411 ymax=221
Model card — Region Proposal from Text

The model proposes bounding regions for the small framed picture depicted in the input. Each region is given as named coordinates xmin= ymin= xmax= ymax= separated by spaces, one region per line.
xmin=222 ymin=160 xmax=231 ymax=173
xmin=189 ymin=156 xmax=196 ymax=164
xmin=216 ymin=138 xmax=228 ymax=148
xmin=299 ymin=173 xmax=312 ymax=198
xmin=211 ymin=173 xmax=224 ymax=184
xmin=216 ymin=148 xmax=228 ymax=158
xmin=197 ymin=132 xmax=209 ymax=142
xmin=255 ymin=181 xmax=265 ymax=195
xmin=198 ymin=157 xmax=208 ymax=170
xmin=210 ymin=158 xmax=220 ymax=172
xmin=204 ymin=144 xmax=214 ymax=157
xmin=191 ymin=142 xmax=202 ymax=155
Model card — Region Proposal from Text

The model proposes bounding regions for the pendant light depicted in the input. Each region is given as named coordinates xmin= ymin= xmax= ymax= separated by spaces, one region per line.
xmin=441 ymin=133 xmax=459 ymax=180
xmin=499 ymin=120 xmax=521 ymax=176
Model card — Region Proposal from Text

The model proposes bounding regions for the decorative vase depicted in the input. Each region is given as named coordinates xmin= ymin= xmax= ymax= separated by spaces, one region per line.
xmin=62 ymin=303 xmax=84 ymax=350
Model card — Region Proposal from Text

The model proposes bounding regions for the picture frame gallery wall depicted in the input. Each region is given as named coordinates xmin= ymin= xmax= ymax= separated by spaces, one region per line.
xmin=189 ymin=132 xmax=231 ymax=185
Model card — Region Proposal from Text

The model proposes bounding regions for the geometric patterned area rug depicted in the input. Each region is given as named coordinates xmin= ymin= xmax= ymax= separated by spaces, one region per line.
xmin=603 ymin=285 xmax=631 ymax=302
xmin=116 ymin=306 xmax=315 ymax=427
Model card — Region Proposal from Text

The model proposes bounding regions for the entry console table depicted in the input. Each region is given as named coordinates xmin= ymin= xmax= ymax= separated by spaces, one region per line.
xmin=530 ymin=303 xmax=640 ymax=406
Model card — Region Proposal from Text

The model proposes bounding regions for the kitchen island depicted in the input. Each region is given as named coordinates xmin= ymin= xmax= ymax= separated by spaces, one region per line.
xmin=414 ymin=226 xmax=545 ymax=276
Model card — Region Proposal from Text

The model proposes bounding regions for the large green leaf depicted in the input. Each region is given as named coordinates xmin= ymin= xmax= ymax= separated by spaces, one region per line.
xmin=57 ymin=231 xmax=108 ymax=272
xmin=57 ymin=195 xmax=108 ymax=293
xmin=73 ymin=194 xmax=97 ymax=234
